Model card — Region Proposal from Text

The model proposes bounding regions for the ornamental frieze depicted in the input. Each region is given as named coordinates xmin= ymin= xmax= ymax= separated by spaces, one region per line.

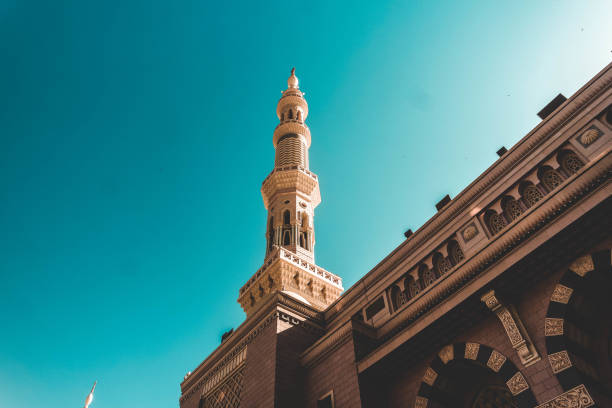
xmin=535 ymin=384 xmax=594 ymax=408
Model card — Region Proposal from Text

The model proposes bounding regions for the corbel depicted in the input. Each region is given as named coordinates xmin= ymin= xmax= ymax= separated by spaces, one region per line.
xmin=481 ymin=290 xmax=540 ymax=367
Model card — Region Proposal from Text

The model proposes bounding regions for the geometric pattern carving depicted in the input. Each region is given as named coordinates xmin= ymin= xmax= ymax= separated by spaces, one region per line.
xmin=551 ymin=284 xmax=573 ymax=304
xmin=549 ymin=350 xmax=572 ymax=374
xmin=465 ymin=342 xmax=480 ymax=360
xmin=568 ymin=255 xmax=595 ymax=277
xmin=487 ymin=350 xmax=507 ymax=372
xmin=545 ymin=318 xmax=564 ymax=336
xmin=506 ymin=371 xmax=529 ymax=395
xmin=201 ymin=365 xmax=244 ymax=408
xmin=560 ymin=152 xmax=584 ymax=175
xmin=535 ymin=384 xmax=594 ymax=408
xmin=439 ymin=345 xmax=454 ymax=364
xmin=523 ymin=185 xmax=544 ymax=208
xmin=423 ymin=367 xmax=438 ymax=386
xmin=541 ymin=168 xmax=563 ymax=191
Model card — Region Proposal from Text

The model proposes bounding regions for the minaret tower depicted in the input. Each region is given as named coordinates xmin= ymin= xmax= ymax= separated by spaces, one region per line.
xmin=238 ymin=69 xmax=343 ymax=317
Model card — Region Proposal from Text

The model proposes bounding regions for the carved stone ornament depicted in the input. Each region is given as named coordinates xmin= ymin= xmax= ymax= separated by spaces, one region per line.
xmin=423 ymin=367 xmax=438 ymax=386
xmin=568 ymin=255 xmax=595 ymax=277
xmin=551 ymin=284 xmax=573 ymax=304
xmin=535 ymin=384 xmax=594 ymax=408
xmin=438 ymin=345 xmax=454 ymax=364
xmin=481 ymin=290 xmax=540 ymax=366
xmin=414 ymin=396 xmax=429 ymax=408
xmin=498 ymin=308 xmax=524 ymax=347
xmin=545 ymin=318 xmax=564 ymax=336
xmin=506 ymin=371 xmax=529 ymax=395
xmin=578 ymin=127 xmax=601 ymax=147
xmin=487 ymin=350 xmax=507 ymax=372
xmin=464 ymin=342 xmax=480 ymax=360
xmin=549 ymin=350 xmax=572 ymax=374
xmin=462 ymin=223 xmax=478 ymax=241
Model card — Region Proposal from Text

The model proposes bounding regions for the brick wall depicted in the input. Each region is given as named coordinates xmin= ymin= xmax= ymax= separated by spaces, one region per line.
xmin=241 ymin=320 xmax=278 ymax=408
xmin=303 ymin=336 xmax=362 ymax=408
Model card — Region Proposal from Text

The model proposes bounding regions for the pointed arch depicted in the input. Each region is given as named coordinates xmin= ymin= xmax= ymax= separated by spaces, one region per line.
xmin=543 ymin=248 xmax=612 ymax=403
xmin=414 ymin=343 xmax=537 ymax=408
xmin=283 ymin=210 xmax=291 ymax=225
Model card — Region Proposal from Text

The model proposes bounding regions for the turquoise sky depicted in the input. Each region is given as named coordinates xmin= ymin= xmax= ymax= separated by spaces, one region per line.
xmin=1 ymin=1 xmax=611 ymax=407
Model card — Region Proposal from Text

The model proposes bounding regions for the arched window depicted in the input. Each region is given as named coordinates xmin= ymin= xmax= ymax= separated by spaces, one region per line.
xmin=288 ymin=109 xmax=294 ymax=119
xmin=406 ymin=276 xmax=420 ymax=299
xmin=485 ymin=210 xmax=506 ymax=235
xmin=448 ymin=240 xmax=464 ymax=266
xmin=299 ymin=232 xmax=305 ymax=248
xmin=539 ymin=166 xmax=564 ymax=191
xmin=268 ymin=217 xmax=275 ymax=249
xmin=296 ymin=110 xmax=302 ymax=121
xmin=283 ymin=230 xmax=291 ymax=245
xmin=501 ymin=196 xmax=523 ymax=223
xmin=419 ymin=264 xmax=436 ymax=287
xmin=283 ymin=210 xmax=290 ymax=225
xmin=520 ymin=182 xmax=543 ymax=208
xmin=433 ymin=252 xmax=451 ymax=276
xmin=558 ymin=150 xmax=584 ymax=175
xmin=390 ymin=285 xmax=406 ymax=311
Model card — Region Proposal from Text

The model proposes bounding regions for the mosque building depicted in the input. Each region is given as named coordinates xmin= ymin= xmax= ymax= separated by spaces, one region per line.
xmin=179 ymin=63 xmax=612 ymax=408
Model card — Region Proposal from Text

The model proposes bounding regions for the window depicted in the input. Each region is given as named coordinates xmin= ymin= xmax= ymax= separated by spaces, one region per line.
xmin=283 ymin=210 xmax=291 ymax=225
xmin=288 ymin=109 xmax=294 ymax=119
xmin=283 ymin=230 xmax=291 ymax=245
xmin=485 ymin=210 xmax=506 ymax=235
xmin=501 ymin=196 xmax=523 ymax=222
xmin=558 ymin=150 xmax=584 ymax=175
xmin=520 ymin=182 xmax=543 ymax=208
xmin=391 ymin=285 xmax=407 ymax=310
xmin=448 ymin=240 xmax=464 ymax=266
xmin=407 ymin=277 xmax=420 ymax=298
xmin=317 ymin=391 xmax=334 ymax=408
xmin=419 ymin=264 xmax=436 ymax=287
xmin=433 ymin=252 xmax=451 ymax=276
xmin=539 ymin=166 xmax=563 ymax=191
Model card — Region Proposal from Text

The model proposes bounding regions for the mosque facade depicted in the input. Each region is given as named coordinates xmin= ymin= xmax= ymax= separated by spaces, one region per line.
xmin=179 ymin=63 xmax=612 ymax=408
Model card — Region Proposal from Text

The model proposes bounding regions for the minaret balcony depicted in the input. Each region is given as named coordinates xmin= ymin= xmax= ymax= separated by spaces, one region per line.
xmin=273 ymin=121 xmax=311 ymax=148
xmin=237 ymin=247 xmax=343 ymax=317
xmin=261 ymin=167 xmax=321 ymax=208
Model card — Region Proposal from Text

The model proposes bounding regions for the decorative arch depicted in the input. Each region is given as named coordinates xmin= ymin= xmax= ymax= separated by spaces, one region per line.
xmin=390 ymin=285 xmax=407 ymax=311
xmin=519 ymin=181 xmax=543 ymax=208
xmin=419 ymin=264 xmax=436 ymax=288
xmin=448 ymin=240 xmax=464 ymax=266
xmin=501 ymin=195 xmax=523 ymax=223
xmin=414 ymin=342 xmax=537 ymax=408
xmin=406 ymin=275 xmax=421 ymax=299
xmin=433 ymin=252 xmax=451 ymax=276
xmin=557 ymin=149 xmax=585 ymax=176
xmin=538 ymin=166 xmax=564 ymax=192
xmin=543 ymin=248 xmax=612 ymax=402
xmin=485 ymin=209 xmax=507 ymax=236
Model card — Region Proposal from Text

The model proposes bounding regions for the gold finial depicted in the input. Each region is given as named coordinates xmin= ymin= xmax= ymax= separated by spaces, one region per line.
xmin=288 ymin=67 xmax=299 ymax=89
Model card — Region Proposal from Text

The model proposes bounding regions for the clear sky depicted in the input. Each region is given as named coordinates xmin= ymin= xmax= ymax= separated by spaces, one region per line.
xmin=1 ymin=1 xmax=611 ymax=407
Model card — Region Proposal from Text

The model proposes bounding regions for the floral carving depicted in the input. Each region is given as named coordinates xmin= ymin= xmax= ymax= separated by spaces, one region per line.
xmin=423 ymin=367 xmax=438 ymax=386
xmin=536 ymin=384 xmax=594 ymax=408
xmin=498 ymin=308 xmax=524 ymax=346
xmin=414 ymin=396 xmax=429 ymax=408
xmin=462 ymin=223 xmax=478 ymax=241
xmin=487 ymin=350 xmax=506 ymax=372
xmin=551 ymin=284 xmax=573 ymax=304
xmin=506 ymin=371 xmax=529 ymax=395
xmin=465 ymin=342 xmax=480 ymax=360
xmin=569 ymin=255 xmax=594 ymax=277
xmin=549 ymin=350 xmax=572 ymax=373
xmin=439 ymin=345 xmax=454 ymax=364
xmin=578 ymin=127 xmax=601 ymax=147
xmin=545 ymin=318 xmax=564 ymax=336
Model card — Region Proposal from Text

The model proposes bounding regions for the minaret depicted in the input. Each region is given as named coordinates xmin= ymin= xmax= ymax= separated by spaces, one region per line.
xmin=238 ymin=69 xmax=342 ymax=317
